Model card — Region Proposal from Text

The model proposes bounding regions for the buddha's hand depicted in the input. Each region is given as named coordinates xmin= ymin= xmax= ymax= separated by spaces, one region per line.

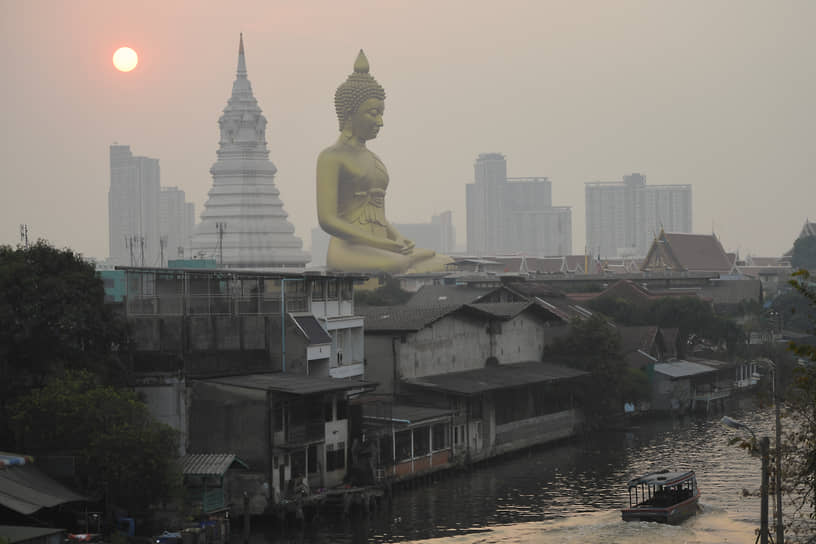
xmin=399 ymin=238 xmax=415 ymax=253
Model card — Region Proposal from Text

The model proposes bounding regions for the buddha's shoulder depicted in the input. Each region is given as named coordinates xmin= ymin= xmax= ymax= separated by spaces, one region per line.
xmin=318 ymin=143 xmax=377 ymax=163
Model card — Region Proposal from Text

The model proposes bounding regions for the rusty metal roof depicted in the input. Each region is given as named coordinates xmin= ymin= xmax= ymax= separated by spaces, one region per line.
xmin=181 ymin=453 xmax=248 ymax=476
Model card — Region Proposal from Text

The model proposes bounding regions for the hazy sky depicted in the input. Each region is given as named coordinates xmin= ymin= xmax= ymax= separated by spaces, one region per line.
xmin=1 ymin=0 xmax=813 ymax=260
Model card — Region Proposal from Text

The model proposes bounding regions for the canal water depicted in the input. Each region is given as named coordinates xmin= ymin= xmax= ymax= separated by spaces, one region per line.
xmin=249 ymin=399 xmax=775 ymax=543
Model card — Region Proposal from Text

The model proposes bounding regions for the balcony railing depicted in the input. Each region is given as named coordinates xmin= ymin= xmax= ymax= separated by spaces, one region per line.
xmin=126 ymin=294 xmax=308 ymax=317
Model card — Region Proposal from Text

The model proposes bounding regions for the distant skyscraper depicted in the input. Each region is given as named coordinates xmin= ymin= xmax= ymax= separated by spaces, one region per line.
xmin=159 ymin=187 xmax=195 ymax=265
xmin=108 ymin=144 xmax=160 ymax=266
xmin=189 ymin=35 xmax=309 ymax=268
xmin=585 ymin=173 xmax=692 ymax=259
xmin=394 ymin=211 xmax=456 ymax=256
xmin=466 ymin=154 xmax=571 ymax=256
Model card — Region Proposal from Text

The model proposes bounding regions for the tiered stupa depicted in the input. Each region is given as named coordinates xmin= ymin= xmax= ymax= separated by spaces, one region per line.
xmin=190 ymin=35 xmax=310 ymax=268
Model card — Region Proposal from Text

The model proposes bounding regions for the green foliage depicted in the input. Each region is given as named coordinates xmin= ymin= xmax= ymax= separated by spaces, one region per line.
xmin=0 ymin=241 xmax=126 ymax=382
xmin=792 ymin=235 xmax=816 ymax=271
xmin=772 ymin=290 xmax=815 ymax=334
xmin=354 ymin=274 xmax=412 ymax=306
xmin=782 ymin=269 xmax=816 ymax=530
xmin=542 ymin=315 xmax=634 ymax=419
xmin=588 ymin=294 xmax=745 ymax=357
xmin=10 ymin=371 xmax=181 ymax=513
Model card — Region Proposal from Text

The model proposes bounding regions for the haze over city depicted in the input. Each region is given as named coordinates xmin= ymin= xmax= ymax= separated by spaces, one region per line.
xmin=1 ymin=0 xmax=813 ymax=260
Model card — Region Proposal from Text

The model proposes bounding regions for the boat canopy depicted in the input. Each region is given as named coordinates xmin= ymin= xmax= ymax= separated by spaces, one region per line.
xmin=627 ymin=470 xmax=695 ymax=489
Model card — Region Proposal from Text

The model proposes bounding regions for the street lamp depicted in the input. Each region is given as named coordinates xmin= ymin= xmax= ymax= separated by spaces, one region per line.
xmin=720 ymin=416 xmax=771 ymax=544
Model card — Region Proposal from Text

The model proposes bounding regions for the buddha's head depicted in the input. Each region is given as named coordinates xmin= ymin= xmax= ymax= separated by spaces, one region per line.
xmin=335 ymin=50 xmax=386 ymax=136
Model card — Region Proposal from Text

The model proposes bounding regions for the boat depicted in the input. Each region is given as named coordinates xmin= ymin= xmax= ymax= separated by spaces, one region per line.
xmin=621 ymin=469 xmax=700 ymax=524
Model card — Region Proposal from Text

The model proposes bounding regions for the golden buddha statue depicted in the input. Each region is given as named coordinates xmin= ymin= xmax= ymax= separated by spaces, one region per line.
xmin=316 ymin=50 xmax=452 ymax=274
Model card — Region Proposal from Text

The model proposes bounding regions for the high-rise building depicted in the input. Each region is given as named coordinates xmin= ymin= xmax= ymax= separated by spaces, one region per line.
xmin=393 ymin=211 xmax=456 ymax=256
xmin=586 ymin=173 xmax=692 ymax=259
xmin=159 ymin=187 xmax=195 ymax=264
xmin=466 ymin=154 xmax=571 ymax=257
xmin=108 ymin=144 xmax=160 ymax=266
xmin=189 ymin=35 xmax=309 ymax=268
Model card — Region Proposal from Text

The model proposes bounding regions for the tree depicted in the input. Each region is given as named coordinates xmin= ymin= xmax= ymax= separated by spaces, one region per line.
xmin=0 ymin=241 xmax=125 ymax=381
xmin=792 ymin=236 xmax=816 ymax=271
xmin=0 ymin=241 xmax=126 ymax=448
xmin=354 ymin=274 xmax=412 ymax=306
xmin=542 ymin=315 xmax=641 ymax=421
xmin=10 ymin=371 xmax=181 ymax=513
xmin=781 ymin=269 xmax=816 ymax=541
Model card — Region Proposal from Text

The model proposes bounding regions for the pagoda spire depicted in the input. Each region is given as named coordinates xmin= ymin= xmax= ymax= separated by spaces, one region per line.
xmin=237 ymin=33 xmax=247 ymax=77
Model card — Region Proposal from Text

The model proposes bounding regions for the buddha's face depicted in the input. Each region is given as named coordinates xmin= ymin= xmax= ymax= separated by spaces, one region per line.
xmin=349 ymin=98 xmax=384 ymax=141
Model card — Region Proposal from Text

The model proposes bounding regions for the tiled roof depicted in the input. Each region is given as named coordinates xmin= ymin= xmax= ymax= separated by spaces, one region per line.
xmin=360 ymin=305 xmax=460 ymax=332
xmin=403 ymin=361 xmax=587 ymax=395
xmin=465 ymin=301 xmax=532 ymax=319
xmin=181 ymin=453 xmax=248 ymax=476
xmin=662 ymin=232 xmax=733 ymax=272
xmin=405 ymin=285 xmax=494 ymax=307
xmin=618 ymin=326 xmax=659 ymax=355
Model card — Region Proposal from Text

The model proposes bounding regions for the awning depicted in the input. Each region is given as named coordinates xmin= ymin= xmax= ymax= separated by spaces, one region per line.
xmin=0 ymin=464 xmax=87 ymax=515
xmin=181 ymin=454 xmax=248 ymax=476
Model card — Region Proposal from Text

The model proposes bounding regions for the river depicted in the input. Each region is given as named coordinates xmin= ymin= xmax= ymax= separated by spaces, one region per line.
xmin=247 ymin=398 xmax=776 ymax=543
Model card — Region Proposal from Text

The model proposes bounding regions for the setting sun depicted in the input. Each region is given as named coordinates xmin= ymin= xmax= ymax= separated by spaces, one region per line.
xmin=112 ymin=47 xmax=138 ymax=72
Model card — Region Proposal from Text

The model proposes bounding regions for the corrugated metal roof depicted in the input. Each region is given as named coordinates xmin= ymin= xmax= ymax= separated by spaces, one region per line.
xmin=403 ymin=361 xmax=587 ymax=396
xmin=654 ymin=361 xmax=717 ymax=378
xmin=181 ymin=454 xmax=247 ymax=476
xmin=0 ymin=464 xmax=87 ymax=515
xmin=363 ymin=404 xmax=453 ymax=424
xmin=202 ymin=373 xmax=374 ymax=395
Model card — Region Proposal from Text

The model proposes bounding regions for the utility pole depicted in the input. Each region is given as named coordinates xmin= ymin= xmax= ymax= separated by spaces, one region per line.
xmin=160 ymin=235 xmax=168 ymax=267
xmin=760 ymin=436 xmax=770 ymax=544
xmin=19 ymin=224 xmax=29 ymax=248
xmin=216 ymin=222 xmax=227 ymax=265
xmin=773 ymin=361 xmax=784 ymax=544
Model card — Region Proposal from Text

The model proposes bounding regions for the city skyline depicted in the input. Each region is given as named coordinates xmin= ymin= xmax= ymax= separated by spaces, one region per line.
xmin=2 ymin=1 xmax=813 ymax=260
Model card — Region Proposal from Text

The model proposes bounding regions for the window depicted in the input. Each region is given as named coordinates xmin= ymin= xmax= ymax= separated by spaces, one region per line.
xmin=340 ymin=279 xmax=353 ymax=301
xmin=273 ymin=402 xmax=285 ymax=432
xmin=326 ymin=442 xmax=346 ymax=471
xmin=336 ymin=400 xmax=347 ymax=421
xmin=324 ymin=400 xmax=333 ymax=422
xmin=432 ymin=423 xmax=449 ymax=451
xmin=312 ymin=280 xmax=325 ymax=301
xmin=327 ymin=279 xmax=338 ymax=300
xmin=413 ymin=427 xmax=429 ymax=457
xmin=395 ymin=430 xmax=412 ymax=461
xmin=308 ymin=444 xmax=318 ymax=474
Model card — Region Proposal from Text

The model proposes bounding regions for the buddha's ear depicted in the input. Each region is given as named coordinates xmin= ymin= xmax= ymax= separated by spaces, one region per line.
xmin=340 ymin=117 xmax=354 ymax=137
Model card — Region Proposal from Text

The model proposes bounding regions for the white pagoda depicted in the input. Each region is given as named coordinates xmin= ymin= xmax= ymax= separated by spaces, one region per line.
xmin=190 ymin=35 xmax=310 ymax=268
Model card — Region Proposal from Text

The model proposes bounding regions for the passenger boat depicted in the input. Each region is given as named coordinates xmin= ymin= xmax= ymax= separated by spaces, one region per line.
xmin=621 ymin=469 xmax=700 ymax=524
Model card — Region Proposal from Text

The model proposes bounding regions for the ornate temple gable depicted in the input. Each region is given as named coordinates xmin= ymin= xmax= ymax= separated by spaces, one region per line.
xmin=641 ymin=230 xmax=683 ymax=272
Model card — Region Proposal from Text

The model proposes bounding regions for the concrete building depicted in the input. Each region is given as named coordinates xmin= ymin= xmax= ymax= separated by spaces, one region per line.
xmin=159 ymin=187 xmax=195 ymax=264
xmin=586 ymin=173 xmax=692 ymax=259
xmin=189 ymin=35 xmax=309 ymax=268
xmin=359 ymin=302 xmax=585 ymax=464
xmin=108 ymin=144 xmax=160 ymax=266
xmin=466 ymin=154 xmax=571 ymax=257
